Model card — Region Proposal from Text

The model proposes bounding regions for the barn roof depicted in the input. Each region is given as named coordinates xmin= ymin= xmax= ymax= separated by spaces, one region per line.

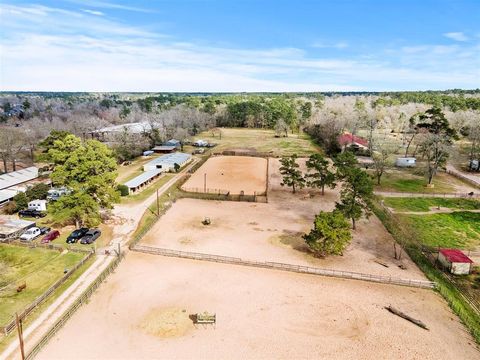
xmin=0 ymin=167 xmax=39 ymax=190
xmin=440 ymin=249 xmax=473 ymax=263
xmin=124 ymin=169 xmax=162 ymax=189
xmin=338 ymin=133 xmax=368 ymax=147
xmin=144 ymin=153 xmax=191 ymax=168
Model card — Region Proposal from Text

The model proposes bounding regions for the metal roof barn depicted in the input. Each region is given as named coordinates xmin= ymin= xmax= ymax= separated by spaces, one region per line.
xmin=143 ymin=153 xmax=191 ymax=172
xmin=0 ymin=167 xmax=39 ymax=190
xmin=124 ymin=169 xmax=162 ymax=193
xmin=0 ymin=217 xmax=36 ymax=239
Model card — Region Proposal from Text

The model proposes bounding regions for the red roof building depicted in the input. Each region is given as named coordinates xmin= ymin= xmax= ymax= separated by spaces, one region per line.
xmin=338 ymin=133 xmax=369 ymax=148
xmin=438 ymin=249 xmax=473 ymax=275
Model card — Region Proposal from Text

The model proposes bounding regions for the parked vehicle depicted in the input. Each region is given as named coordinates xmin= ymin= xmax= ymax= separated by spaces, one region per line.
xmin=18 ymin=209 xmax=46 ymax=218
xmin=39 ymin=227 xmax=51 ymax=235
xmin=28 ymin=199 xmax=47 ymax=212
xmin=66 ymin=228 xmax=89 ymax=244
xmin=41 ymin=230 xmax=60 ymax=243
xmin=46 ymin=187 xmax=71 ymax=201
xmin=80 ymin=229 xmax=101 ymax=244
xmin=20 ymin=227 xmax=41 ymax=241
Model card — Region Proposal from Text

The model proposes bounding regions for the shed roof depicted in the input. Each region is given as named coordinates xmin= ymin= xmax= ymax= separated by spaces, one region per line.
xmin=152 ymin=145 xmax=176 ymax=151
xmin=0 ymin=189 xmax=19 ymax=203
xmin=0 ymin=167 xmax=39 ymax=190
xmin=124 ymin=169 xmax=162 ymax=189
xmin=90 ymin=122 xmax=151 ymax=134
xmin=0 ymin=217 xmax=35 ymax=236
xmin=440 ymin=249 xmax=473 ymax=263
xmin=144 ymin=153 xmax=191 ymax=168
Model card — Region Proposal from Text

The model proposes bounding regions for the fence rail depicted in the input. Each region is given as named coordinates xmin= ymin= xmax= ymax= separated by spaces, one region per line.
xmin=446 ymin=169 xmax=480 ymax=190
xmin=131 ymin=245 xmax=435 ymax=289
xmin=1 ymin=251 xmax=94 ymax=336
xmin=25 ymin=254 xmax=124 ymax=360
xmin=0 ymin=239 xmax=93 ymax=254
xmin=375 ymin=191 xmax=480 ymax=199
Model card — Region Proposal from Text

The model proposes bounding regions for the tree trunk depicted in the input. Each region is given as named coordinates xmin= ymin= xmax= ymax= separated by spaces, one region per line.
xmin=321 ymin=185 xmax=325 ymax=195
xmin=352 ymin=217 xmax=356 ymax=230
xmin=292 ymin=183 xmax=296 ymax=193
xmin=2 ymin=158 xmax=7 ymax=173
xmin=12 ymin=159 xmax=16 ymax=172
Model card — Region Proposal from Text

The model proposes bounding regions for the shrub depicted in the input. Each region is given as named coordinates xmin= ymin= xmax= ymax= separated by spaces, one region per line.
xmin=3 ymin=201 xmax=17 ymax=214
xmin=13 ymin=193 xmax=28 ymax=211
xmin=117 ymin=184 xmax=129 ymax=197
xmin=26 ymin=183 xmax=50 ymax=200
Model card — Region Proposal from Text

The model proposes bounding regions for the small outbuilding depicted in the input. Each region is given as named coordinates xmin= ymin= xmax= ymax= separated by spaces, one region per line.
xmin=395 ymin=157 xmax=416 ymax=168
xmin=28 ymin=199 xmax=47 ymax=212
xmin=0 ymin=217 xmax=36 ymax=240
xmin=152 ymin=145 xmax=177 ymax=154
xmin=438 ymin=249 xmax=473 ymax=275
xmin=165 ymin=139 xmax=181 ymax=148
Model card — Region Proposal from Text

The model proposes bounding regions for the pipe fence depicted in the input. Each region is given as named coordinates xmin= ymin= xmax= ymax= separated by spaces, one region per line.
xmin=131 ymin=245 xmax=435 ymax=289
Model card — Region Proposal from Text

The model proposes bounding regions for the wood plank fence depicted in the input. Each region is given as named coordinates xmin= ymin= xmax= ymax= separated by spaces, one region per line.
xmin=24 ymin=254 xmax=124 ymax=360
xmin=1 ymin=251 xmax=94 ymax=336
xmin=131 ymin=245 xmax=435 ymax=289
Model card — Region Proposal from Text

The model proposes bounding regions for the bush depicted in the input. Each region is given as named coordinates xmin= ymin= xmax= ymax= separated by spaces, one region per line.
xmin=3 ymin=201 xmax=17 ymax=214
xmin=13 ymin=193 xmax=28 ymax=211
xmin=26 ymin=183 xmax=50 ymax=200
xmin=117 ymin=184 xmax=129 ymax=197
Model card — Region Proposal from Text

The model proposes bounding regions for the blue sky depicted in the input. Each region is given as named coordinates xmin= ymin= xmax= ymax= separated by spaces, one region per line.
xmin=0 ymin=0 xmax=479 ymax=91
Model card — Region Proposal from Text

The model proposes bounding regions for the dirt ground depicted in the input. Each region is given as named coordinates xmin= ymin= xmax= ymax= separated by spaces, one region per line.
xmin=182 ymin=156 xmax=267 ymax=195
xmin=144 ymin=158 xmax=423 ymax=279
xmin=37 ymin=253 xmax=479 ymax=360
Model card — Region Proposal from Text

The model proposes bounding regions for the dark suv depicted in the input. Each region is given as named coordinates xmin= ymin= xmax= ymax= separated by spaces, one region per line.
xmin=80 ymin=229 xmax=102 ymax=244
xmin=66 ymin=228 xmax=89 ymax=244
xmin=18 ymin=209 xmax=47 ymax=218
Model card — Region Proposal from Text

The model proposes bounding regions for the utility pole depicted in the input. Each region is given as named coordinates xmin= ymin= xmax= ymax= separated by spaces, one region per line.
xmin=204 ymin=173 xmax=207 ymax=193
xmin=16 ymin=313 xmax=25 ymax=360
xmin=156 ymin=189 xmax=160 ymax=216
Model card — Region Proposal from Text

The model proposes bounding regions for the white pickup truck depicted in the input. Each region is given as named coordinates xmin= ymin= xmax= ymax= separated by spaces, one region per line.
xmin=20 ymin=227 xmax=41 ymax=241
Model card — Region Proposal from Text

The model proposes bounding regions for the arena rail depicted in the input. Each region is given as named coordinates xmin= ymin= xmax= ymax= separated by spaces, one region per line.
xmin=1 ymin=251 xmax=94 ymax=336
xmin=24 ymin=253 xmax=124 ymax=360
xmin=131 ymin=245 xmax=436 ymax=290
xmin=375 ymin=190 xmax=480 ymax=199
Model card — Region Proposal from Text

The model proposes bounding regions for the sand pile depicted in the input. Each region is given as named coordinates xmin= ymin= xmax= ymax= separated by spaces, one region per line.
xmin=140 ymin=307 xmax=193 ymax=338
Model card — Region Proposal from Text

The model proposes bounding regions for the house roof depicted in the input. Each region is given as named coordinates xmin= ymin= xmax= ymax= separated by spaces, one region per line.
xmin=165 ymin=139 xmax=180 ymax=145
xmin=124 ymin=169 xmax=162 ymax=189
xmin=440 ymin=249 xmax=473 ymax=263
xmin=338 ymin=133 xmax=368 ymax=147
xmin=90 ymin=122 xmax=152 ymax=134
xmin=0 ymin=167 xmax=39 ymax=190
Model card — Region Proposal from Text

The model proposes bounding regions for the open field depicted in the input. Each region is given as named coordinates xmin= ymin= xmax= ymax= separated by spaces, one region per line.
xmin=37 ymin=253 xmax=479 ymax=360
xmin=373 ymin=168 xmax=477 ymax=193
xmin=399 ymin=212 xmax=480 ymax=249
xmin=0 ymin=245 xmax=84 ymax=325
xmin=192 ymin=128 xmax=320 ymax=156
xmin=182 ymin=156 xmax=267 ymax=195
xmin=383 ymin=197 xmax=480 ymax=212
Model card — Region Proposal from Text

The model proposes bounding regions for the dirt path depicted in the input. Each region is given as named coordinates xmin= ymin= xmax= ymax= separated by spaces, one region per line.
xmin=0 ymin=159 xmax=198 ymax=360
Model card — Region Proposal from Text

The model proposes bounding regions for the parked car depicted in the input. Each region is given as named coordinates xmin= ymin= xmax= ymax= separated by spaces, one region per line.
xmin=18 ymin=209 xmax=46 ymax=218
xmin=66 ymin=228 xmax=89 ymax=244
xmin=80 ymin=229 xmax=102 ymax=245
xmin=39 ymin=227 xmax=51 ymax=235
xmin=41 ymin=230 xmax=60 ymax=243
xmin=20 ymin=227 xmax=41 ymax=241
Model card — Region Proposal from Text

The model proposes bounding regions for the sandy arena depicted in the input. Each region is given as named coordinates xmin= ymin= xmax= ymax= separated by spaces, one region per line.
xmin=33 ymin=158 xmax=480 ymax=359
xmin=37 ymin=253 xmax=478 ymax=360
xmin=182 ymin=156 xmax=267 ymax=195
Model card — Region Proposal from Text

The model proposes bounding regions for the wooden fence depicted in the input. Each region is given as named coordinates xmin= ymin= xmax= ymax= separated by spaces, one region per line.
xmin=24 ymin=254 xmax=124 ymax=360
xmin=446 ymin=169 xmax=480 ymax=190
xmin=1 ymin=251 xmax=95 ymax=336
xmin=375 ymin=191 xmax=480 ymax=199
xmin=0 ymin=239 xmax=93 ymax=254
xmin=131 ymin=245 xmax=435 ymax=289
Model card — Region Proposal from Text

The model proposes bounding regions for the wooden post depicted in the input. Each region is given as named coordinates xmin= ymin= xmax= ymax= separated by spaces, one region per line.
xmin=204 ymin=173 xmax=207 ymax=193
xmin=16 ymin=313 xmax=25 ymax=360
xmin=156 ymin=189 xmax=160 ymax=216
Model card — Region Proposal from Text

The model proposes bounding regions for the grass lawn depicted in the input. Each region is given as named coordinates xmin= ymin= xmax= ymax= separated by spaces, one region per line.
xmin=0 ymin=252 xmax=95 ymax=352
xmin=374 ymin=169 xmax=469 ymax=193
xmin=192 ymin=128 xmax=320 ymax=157
xmin=383 ymin=197 xmax=480 ymax=212
xmin=116 ymin=155 xmax=159 ymax=183
xmin=400 ymin=212 xmax=480 ymax=249
xmin=0 ymin=244 xmax=85 ymax=325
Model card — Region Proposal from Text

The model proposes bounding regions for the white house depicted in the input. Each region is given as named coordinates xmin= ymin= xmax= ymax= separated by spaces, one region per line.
xmin=28 ymin=199 xmax=47 ymax=212
xmin=438 ymin=249 xmax=473 ymax=275
xmin=395 ymin=157 xmax=416 ymax=167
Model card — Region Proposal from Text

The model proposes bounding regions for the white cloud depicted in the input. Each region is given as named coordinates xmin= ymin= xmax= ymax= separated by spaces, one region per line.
xmin=0 ymin=3 xmax=478 ymax=92
xmin=443 ymin=32 xmax=469 ymax=42
xmin=311 ymin=41 xmax=349 ymax=49
xmin=82 ymin=9 xmax=104 ymax=16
